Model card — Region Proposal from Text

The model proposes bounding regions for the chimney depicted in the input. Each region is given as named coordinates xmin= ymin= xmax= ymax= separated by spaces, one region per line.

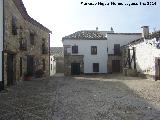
xmin=141 ymin=26 xmax=149 ymax=38
xmin=96 ymin=27 xmax=98 ymax=31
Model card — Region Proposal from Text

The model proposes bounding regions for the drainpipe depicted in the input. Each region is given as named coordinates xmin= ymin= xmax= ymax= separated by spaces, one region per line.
xmin=0 ymin=0 xmax=4 ymax=91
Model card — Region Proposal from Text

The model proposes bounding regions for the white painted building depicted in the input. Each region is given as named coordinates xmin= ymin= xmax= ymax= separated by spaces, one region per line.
xmin=62 ymin=28 xmax=142 ymax=75
xmin=0 ymin=0 xmax=3 ymax=90
xmin=107 ymin=33 xmax=141 ymax=55
xmin=62 ymin=30 xmax=108 ymax=75
xmin=50 ymin=55 xmax=56 ymax=76
xmin=122 ymin=26 xmax=160 ymax=80
xmin=106 ymin=33 xmax=141 ymax=73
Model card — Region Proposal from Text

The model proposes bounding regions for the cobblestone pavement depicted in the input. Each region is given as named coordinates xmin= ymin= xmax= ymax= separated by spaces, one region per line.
xmin=0 ymin=74 xmax=160 ymax=120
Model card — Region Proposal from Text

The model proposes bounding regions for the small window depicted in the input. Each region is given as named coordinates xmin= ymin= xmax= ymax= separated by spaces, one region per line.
xmin=20 ymin=57 xmax=22 ymax=77
xmin=42 ymin=59 xmax=45 ymax=71
xmin=93 ymin=63 xmax=99 ymax=72
xmin=114 ymin=44 xmax=121 ymax=55
xmin=30 ymin=33 xmax=35 ymax=45
xmin=72 ymin=45 xmax=78 ymax=54
xmin=12 ymin=16 xmax=17 ymax=35
xmin=91 ymin=46 xmax=97 ymax=55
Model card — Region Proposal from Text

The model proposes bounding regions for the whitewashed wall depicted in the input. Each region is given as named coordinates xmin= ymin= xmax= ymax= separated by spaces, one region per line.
xmin=133 ymin=38 xmax=160 ymax=76
xmin=63 ymin=39 xmax=108 ymax=73
xmin=107 ymin=34 xmax=141 ymax=54
xmin=0 ymin=0 xmax=3 ymax=82
xmin=50 ymin=55 xmax=56 ymax=76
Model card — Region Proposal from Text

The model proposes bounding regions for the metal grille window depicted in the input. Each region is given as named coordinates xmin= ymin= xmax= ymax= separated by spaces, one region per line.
xmin=93 ymin=63 xmax=99 ymax=72
xmin=72 ymin=45 xmax=78 ymax=54
xmin=91 ymin=46 xmax=97 ymax=55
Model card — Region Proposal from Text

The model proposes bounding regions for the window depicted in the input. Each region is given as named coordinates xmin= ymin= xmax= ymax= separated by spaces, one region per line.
xmin=42 ymin=59 xmax=45 ymax=71
xmin=12 ymin=16 xmax=17 ymax=35
xmin=72 ymin=45 xmax=78 ymax=54
xmin=93 ymin=63 xmax=99 ymax=72
xmin=114 ymin=44 xmax=121 ymax=55
xmin=91 ymin=46 xmax=97 ymax=55
xmin=20 ymin=57 xmax=22 ymax=77
xmin=30 ymin=33 xmax=35 ymax=45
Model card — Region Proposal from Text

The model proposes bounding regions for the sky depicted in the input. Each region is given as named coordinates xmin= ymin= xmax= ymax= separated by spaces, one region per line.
xmin=22 ymin=0 xmax=160 ymax=47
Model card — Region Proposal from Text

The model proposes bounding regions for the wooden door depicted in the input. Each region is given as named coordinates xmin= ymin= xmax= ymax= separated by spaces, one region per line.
xmin=71 ymin=63 xmax=80 ymax=75
xmin=27 ymin=55 xmax=34 ymax=76
xmin=112 ymin=60 xmax=120 ymax=73
xmin=7 ymin=53 xmax=15 ymax=86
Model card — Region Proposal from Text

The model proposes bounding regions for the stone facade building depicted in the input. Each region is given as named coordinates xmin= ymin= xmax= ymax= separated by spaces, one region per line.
xmin=1 ymin=0 xmax=51 ymax=88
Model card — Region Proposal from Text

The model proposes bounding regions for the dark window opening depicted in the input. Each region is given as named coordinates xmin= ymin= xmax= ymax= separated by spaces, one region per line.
xmin=43 ymin=59 xmax=45 ymax=71
xmin=72 ymin=45 xmax=78 ymax=54
xmin=12 ymin=16 xmax=17 ymax=35
xmin=114 ymin=44 xmax=121 ymax=55
xmin=91 ymin=46 xmax=97 ymax=55
xmin=30 ymin=33 xmax=35 ymax=45
xmin=93 ymin=63 xmax=99 ymax=72
xmin=20 ymin=57 xmax=22 ymax=77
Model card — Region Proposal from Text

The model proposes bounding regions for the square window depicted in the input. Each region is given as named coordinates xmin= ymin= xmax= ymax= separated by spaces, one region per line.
xmin=91 ymin=46 xmax=97 ymax=55
xmin=72 ymin=45 xmax=78 ymax=54
xmin=93 ymin=63 xmax=99 ymax=72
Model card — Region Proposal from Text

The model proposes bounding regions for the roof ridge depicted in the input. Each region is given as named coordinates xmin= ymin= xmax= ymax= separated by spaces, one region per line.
xmin=12 ymin=0 xmax=51 ymax=33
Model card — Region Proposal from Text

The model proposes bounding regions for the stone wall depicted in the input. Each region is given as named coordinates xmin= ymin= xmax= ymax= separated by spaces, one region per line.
xmin=3 ymin=0 xmax=50 ymax=86
xmin=64 ymin=55 xmax=84 ymax=75
xmin=56 ymin=57 xmax=64 ymax=73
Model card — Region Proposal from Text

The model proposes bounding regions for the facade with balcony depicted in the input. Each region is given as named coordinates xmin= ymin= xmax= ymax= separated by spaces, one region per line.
xmin=2 ymin=0 xmax=51 ymax=87
xmin=62 ymin=28 xmax=142 ymax=75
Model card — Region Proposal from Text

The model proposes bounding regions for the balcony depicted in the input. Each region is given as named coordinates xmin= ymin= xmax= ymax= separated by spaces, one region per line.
xmin=42 ymin=47 xmax=48 ymax=54
xmin=19 ymin=42 xmax=27 ymax=51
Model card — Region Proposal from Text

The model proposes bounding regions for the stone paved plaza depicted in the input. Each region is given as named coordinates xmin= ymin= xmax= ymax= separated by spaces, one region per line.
xmin=0 ymin=74 xmax=160 ymax=120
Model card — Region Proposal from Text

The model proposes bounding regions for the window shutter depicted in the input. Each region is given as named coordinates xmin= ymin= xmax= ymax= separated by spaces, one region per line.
xmin=12 ymin=16 xmax=17 ymax=35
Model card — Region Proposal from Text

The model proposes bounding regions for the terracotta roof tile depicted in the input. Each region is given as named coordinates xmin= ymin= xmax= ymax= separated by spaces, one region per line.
xmin=62 ymin=31 xmax=107 ymax=40
xmin=50 ymin=47 xmax=64 ymax=57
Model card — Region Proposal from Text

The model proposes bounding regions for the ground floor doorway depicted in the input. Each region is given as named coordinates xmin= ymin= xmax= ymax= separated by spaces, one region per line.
xmin=7 ymin=53 xmax=15 ymax=86
xmin=71 ymin=63 xmax=80 ymax=75
xmin=112 ymin=60 xmax=120 ymax=73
